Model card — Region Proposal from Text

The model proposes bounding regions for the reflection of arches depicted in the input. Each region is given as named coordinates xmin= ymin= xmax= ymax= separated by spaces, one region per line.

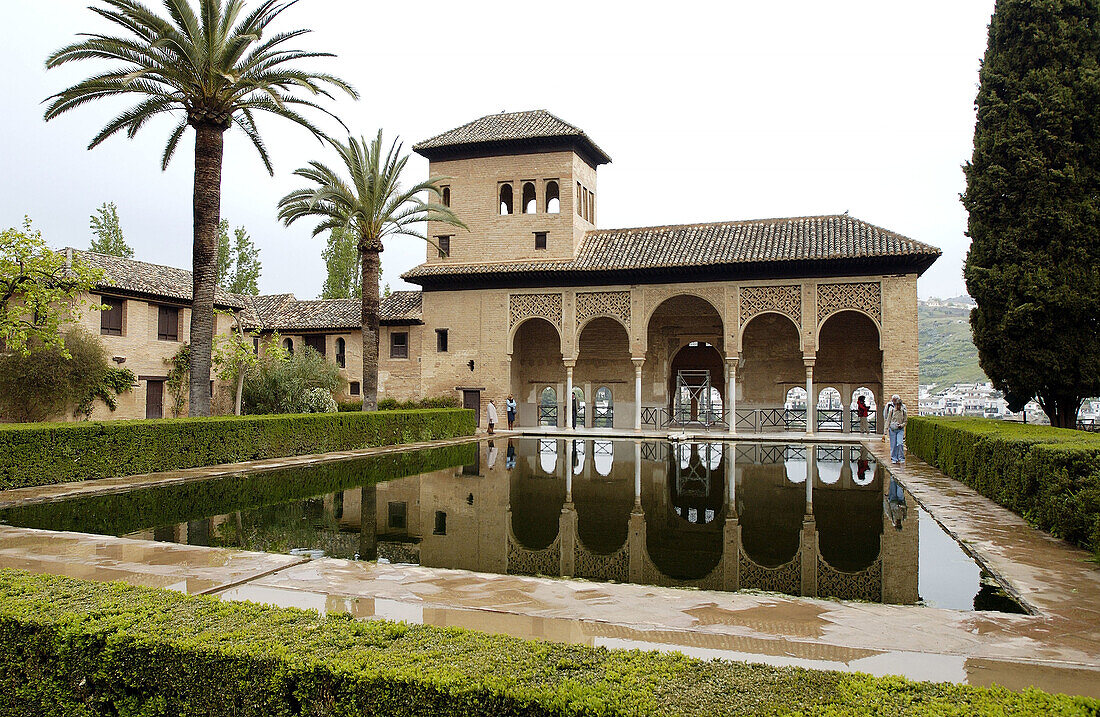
xmin=815 ymin=478 xmax=882 ymax=572
xmin=538 ymin=438 xmax=558 ymax=473
xmin=645 ymin=445 xmax=725 ymax=580
xmin=509 ymin=444 xmax=565 ymax=550
xmin=850 ymin=447 xmax=878 ymax=486
xmin=816 ymin=446 xmax=842 ymax=484
xmin=522 ymin=182 xmax=536 ymax=213
xmin=739 ymin=464 xmax=803 ymax=567
xmin=540 ymin=387 xmax=558 ymax=427
xmin=574 ymin=453 xmax=631 ymax=554
xmin=593 ymin=439 xmax=614 ymax=476
xmin=784 ymin=445 xmax=807 ymax=483
xmin=572 ymin=439 xmax=585 ymax=475
xmin=499 ymin=183 xmax=513 ymax=214
xmin=545 ymin=181 xmax=560 ymax=213
xmin=594 ymin=386 xmax=613 ymax=428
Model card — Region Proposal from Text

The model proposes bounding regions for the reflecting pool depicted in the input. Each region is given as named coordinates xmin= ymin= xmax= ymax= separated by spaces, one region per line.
xmin=0 ymin=439 xmax=1024 ymax=612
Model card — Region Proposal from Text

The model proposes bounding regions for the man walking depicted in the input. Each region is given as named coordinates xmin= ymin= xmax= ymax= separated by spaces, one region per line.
xmin=883 ymin=394 xmax=907 ymax=464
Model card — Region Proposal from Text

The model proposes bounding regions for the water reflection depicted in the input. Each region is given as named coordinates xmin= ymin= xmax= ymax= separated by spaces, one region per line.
xmin=0 ymin=439 xmax=1024 ymax=612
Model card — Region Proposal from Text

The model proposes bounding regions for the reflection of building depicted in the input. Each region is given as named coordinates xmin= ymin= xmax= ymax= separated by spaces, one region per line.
xmin=327 ymin=439 xmax=919 ymax=605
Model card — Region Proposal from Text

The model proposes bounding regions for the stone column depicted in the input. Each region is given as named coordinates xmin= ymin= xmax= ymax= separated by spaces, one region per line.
xmin=806 ymin=444 xmax=815 ymax=514
xmin=565 ymin=439 xmax=574 ymax=502
xmin=634 ymin=441 xmax=642 ymax=509
xmin=632 ymin=357 xmax=645 ymax=430
xmin=804 ymin=358 xmax=816 ymax=435
xmin=559 ymin=504 xmax=576 ymax=578
xmin=726 ymin=356 xmax=738 ymax=434
xmin=564 ymin=359 xmax=576 ymax=430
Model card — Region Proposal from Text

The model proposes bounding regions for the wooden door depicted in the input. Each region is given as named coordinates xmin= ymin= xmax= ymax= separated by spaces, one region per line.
xmin=463 ymin=390 xmax=480 ymax=427
xmin=146 ymin=380 xmax=164 ymax=419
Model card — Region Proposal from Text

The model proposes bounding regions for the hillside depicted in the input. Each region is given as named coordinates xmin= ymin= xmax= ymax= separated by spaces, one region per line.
xmin=917 ymin=300 xmax=988 ymax=388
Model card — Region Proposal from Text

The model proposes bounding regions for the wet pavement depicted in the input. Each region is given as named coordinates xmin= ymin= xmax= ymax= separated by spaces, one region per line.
xmin=0 ymin=435 xmax=1098 ymax=697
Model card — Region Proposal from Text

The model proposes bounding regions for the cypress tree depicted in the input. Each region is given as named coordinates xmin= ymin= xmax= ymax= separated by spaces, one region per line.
xmin=962 ymin=0 xmax=1100 ymax=428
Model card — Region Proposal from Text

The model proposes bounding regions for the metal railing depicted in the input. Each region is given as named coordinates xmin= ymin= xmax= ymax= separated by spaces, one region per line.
xmin=538 ymin=404 xmax=558 ymax=426
xmin=640 ymin=406 xmax=729 ymax=430
xmin=816 ymin=408 xmax=844 ymax=432
xmin=1077 ymin=419 xmax=1100 ymax=433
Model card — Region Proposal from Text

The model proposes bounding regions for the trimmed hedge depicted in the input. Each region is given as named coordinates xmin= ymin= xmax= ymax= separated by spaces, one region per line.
xmin=907 ymin=417 xmax=1100 ymax=555
xmin=0 ymin=570 xmax=1095 ymax=716
xmin=0 ymin=409 xmax=475 ymax=490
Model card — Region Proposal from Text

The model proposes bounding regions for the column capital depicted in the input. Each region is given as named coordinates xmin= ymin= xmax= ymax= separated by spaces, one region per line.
xmin=563 ymin=358 xmax=577 ymax=370
xmin=803 ymin=357 xmax=816 ymax=369
xmin=725 ymin=354 xmax=740 ymax=366
xmin=631 ymin=357 xmax=646 ymax=369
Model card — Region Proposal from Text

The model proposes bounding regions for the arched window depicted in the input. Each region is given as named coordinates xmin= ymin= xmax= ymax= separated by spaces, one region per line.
xmin=785 ymin=444 xmax=807 ymax=483
xmin=499 ymin=184 xmax=513 ymax=215
xmin=545 ymin=181 xmax=560 ymax=213
xmin=785 ymin=386 xmax=807 ymax=409
xmin=538 ymin=438 xmax=558 ymax=474
xmin=441 ymin=186 xmax=450 ymax=207
xmin=594 ymin=386 xmax=613 ymax=427
xmin=336 ymin=337 xmax=346 ymax=368
xmin=576 ymin=182 xmax=582 ymax=216
xmin=539 ymin=386 xmax=557 ymax=426
xmin=573 ymin=439 xmax=586 ymax=475
xmin=522 ymin=182 xmax=536 ymax=214
xmin=850 ymin=446 xmax=877 ymax=486
xmin=282 ymin=337 xmax=294 ymax=355
xmin=817 ymin=387 xmax=843 ymax=431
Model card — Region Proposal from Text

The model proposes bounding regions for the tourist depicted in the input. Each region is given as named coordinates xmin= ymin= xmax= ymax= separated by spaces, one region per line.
xmin=883 ymin=394 xmax=908 ymax=464
xmin=506 ymin=439 xmax=516 ymax=470
xmin=506 ymin=394 xmax=517 ymax=430
xmin=487 ymin=399 xmax=497 ymax=434
xmin=487 ymin=440 xmax=498 ymax=469
xmin=885 ymin=475 xmax=907 ymax=530
xmin=856 ymin=395 xmax=870 ymax=434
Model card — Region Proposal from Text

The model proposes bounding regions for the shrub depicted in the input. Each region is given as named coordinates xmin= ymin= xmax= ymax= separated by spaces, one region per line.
xmin=378 ymin=395 xmax=461 ymax=411
xmin=302 ymin=386 xmax=338 ymax=413
xmin=907 ymin=417 xmax=1100 ymax=556
xmin=0 ymin=570 xmax=1094 ymax=716
xmin=0 ymin=409 xmax=475 ymax=489
xmin=0 ymin=326 xmax=134 ymax=422
xmin=337 ymin=398 xmax=362 ymax=412
xmin=242 ymin=344 xmax=343 ymax=415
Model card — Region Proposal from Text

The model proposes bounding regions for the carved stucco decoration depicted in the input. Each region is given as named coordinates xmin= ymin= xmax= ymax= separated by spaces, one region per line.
xmin=576 ymin=291 xmax=631 ymax=330
xmin=817 ymin=556 xmax=883 ymax=602
xmin=509 ymin=293 xmax=563 ymax=329
xmin=738 ymin=546 xmax=803 ymax=596
xmin=816 ymin=282 xmax=882 ymax=324
xmin=574 ymin=543 xmax=629 ymax=583
xmin=739 ymin=285 xmax=802 ymax=326
xmin=507 ymin=533 xmax=561 ymax=577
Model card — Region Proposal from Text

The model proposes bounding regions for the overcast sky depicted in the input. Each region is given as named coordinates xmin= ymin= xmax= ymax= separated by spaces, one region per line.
xmin=0 ymin=0 xmax=995 ymax=300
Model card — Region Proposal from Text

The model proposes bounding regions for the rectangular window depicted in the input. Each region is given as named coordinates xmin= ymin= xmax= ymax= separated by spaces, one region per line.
xmin=388 ymin=501 xmax=407 ymax=530
xmin=590 ymin=191 xmax=595 ymax=224
xmin=304 ymin=334 xmax=326 ymax=355
xmin=157 ymin=306 xmax=179 ymax=341
xmin=577 ymin=182 xmax=582 ymax=215
xmin=436 ymin=328 xmax=448 ymax=352
xmin=350 ymin=381 xmax=360 ymax=396
xmin=437 ymin=235 xmax=451 ymax=258
xmin=390 ymin=331 xmax=408 ymax=359
xmin=434 ymin=511 xmax=447 ymax=535
xmin=253 ymin=337 xmax=259 ymax=354
xmin=100 ymin=296 xmax=123 ymax=336
xmin=534 ymin=232 xmax=547 ymax=250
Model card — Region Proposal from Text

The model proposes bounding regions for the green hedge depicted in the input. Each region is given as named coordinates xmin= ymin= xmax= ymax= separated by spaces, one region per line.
xmin=0 ymin=409 xmax=475 ymax=490
xmin=0 ymin=570 xmax=1094 ymax=716
xmin=907 ymin=417 xmax=1100 ymax=555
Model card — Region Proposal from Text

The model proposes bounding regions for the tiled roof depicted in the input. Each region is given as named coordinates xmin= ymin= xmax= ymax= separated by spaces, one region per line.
xmin=73 ymin=249 xmax=246 ymax=308
xmin=413 ymin=110 xmax=611 ymax=165
xmin=402 ymin=215 xmax=941 ymax=282
xmin=242 ymin=291 xmax=423 ymax=331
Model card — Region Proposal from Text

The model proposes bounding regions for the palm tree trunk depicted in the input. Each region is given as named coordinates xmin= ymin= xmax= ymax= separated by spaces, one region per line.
xmin=360 ymin=244 xmax=382 ymax=411
xmin=189 ymin=123 xmax=224 ymax=417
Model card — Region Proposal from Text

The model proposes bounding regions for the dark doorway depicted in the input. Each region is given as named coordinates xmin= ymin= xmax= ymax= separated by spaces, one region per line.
xmin=463 ymin=390 xmax=481 ymax=427
xmin=146 ymin=380 xmax=164 ymax=419
xmin=304 ymin=334 xmax=326 ymax=355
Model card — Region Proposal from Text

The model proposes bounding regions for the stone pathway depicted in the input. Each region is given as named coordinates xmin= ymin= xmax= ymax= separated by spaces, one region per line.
xmin=1 ymin=436 xmax=1098 ymax=697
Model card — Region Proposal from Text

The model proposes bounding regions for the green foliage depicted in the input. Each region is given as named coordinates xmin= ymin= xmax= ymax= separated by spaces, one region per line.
xmin=962 ymin=0 xmax=1100 ymax=427
xmin=1 ymin=217 xmax=103 ymax=356
xmin=0 ymin=570 xmax=1095 ymax=716
xmin=0 ymin=326 xmax=133 ymax=422
xmin=242 ymin=340 xmax=344 ymax=415
xmin=379 ymin=395 xmax=461 ymax=410
xmin=217 ymin=219 xmax=261 ymax=295
xmin=320 ymin=226 xmax=361 ymax=299
xmin=164 ymin=343 xmax=190 ymax=418
xmin=0 ymin=443 xmax=477 ymax=538
xmin=0 ymin=409 xmax=475 ymax=490
xmin=918 ymin=301 xmax=988 ymax=387
xmin=908 ymin=417 xmax=1100 ymax=557
xmin=87 ymin=201 xmax=132 ymax=258
xmin=302 ymin=386 xmax=338 ymax=413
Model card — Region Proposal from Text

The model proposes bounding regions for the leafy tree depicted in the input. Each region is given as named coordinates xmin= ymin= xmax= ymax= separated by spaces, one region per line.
xmin=320 ymin=227 xmax=360 ymax=299
xmin=1 ymin=218 xmax=103 ymax=356
xmin=962 ymin=0 xmax=1100 ymax=428
xmin=278 ymin=131 xmax=465 ymax=410
xmin=45 ymin=0 xmax=357 ymax=417
xmin=88 ymin=202 xmax=133 ymax=257
xmin=0 ymin=326 xmax=134 ymax=422
xmin=164 ymin=343 xmax=190 ymax=417
xmin=213 ymin=309 xmax=260 ymax=415
xmin=217 ymin=219 xmax=261 ymax=295
xmin=241 ymin=336 xmax=343 ymax=415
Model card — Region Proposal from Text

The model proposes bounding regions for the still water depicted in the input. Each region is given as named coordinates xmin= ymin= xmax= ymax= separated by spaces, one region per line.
xmin=0 ymin=439 xmax=1023 ymax=612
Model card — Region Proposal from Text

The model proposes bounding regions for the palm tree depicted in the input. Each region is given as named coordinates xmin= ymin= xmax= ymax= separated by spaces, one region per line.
xmin=44 ymin=0 xmax=357 ymax=417
xmin=277 ymin=131 xmax=466 ymax=411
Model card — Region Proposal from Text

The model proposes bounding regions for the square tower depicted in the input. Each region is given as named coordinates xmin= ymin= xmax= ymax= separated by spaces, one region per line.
xmin=413 ymin=110 xmax=611 ymax=264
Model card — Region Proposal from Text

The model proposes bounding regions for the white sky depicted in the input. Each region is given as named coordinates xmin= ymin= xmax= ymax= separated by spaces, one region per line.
xmin=0 ymin=0 xmax=995 ymax=299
